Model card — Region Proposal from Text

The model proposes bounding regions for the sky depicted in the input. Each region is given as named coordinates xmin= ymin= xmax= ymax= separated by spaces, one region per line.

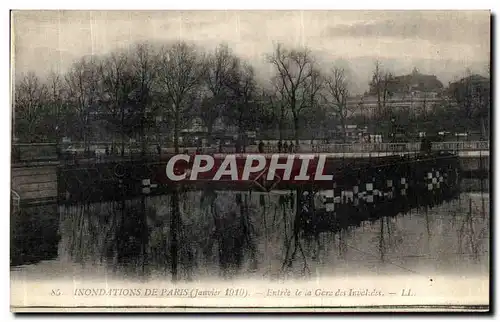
xmin=11 ymin=10 xmax=491 ymax=94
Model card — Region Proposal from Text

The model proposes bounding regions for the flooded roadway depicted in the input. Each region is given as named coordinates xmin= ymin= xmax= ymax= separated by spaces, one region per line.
xmin=10 ymin=179 xmax=489 ymax=283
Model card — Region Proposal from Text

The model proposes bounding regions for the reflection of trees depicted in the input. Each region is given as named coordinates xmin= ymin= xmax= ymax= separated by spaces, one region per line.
xmin=148 ymin=192 xmax=202 ymax=282
xmin=194 ymin=191 xmax=258 ymax=279
xmin=336 ymin=228 xmax=349 ymax=259
xmin=11 ymin=205 xmax=60 ymax=266
xmin=423 ymin=206 xmax=432 ymax=239
xmin=280 ymin=189 xmax=311 ymax=277
xmin=457 ymin=195 xmax=489 ymax=261
xmin=304 ymin=230 xmax=321 ymax=262
xmin=170 ymin=190 xmax=180 ymax=281
xmin=377 ymin=217 xmax=387 ymax=262
xmin=60 ymin=199 xmax=153 ymax=276
xmin=61 ymin=202 xmax=108 ymax=264
xmin=479 ymin=178 xmax=487 ymax=220
xmin=367 ymin=216 xmax=404 ymax=263
xmin=116 ymin=199 xmax=149 ymax=271
xmin=54 ymin=178 xmax=482 ymax=281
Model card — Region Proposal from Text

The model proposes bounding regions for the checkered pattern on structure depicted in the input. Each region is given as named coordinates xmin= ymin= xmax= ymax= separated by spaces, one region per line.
xmin=315 ymin=173 xmax=425 ymax=212
xmin=353 ymin=185 xmax=360 ymax=206
xmin=400 ymin=177 xmax=409 ymax=196
xmin=141 ymin=178 xmax=158 ymax=194
xmin=365 ymin=182 xmax=374 ymax=203
xmin=425 ymin=170 xmax=444 ymax=191
xmin=383 ymin=179 xmax=395 ymax=199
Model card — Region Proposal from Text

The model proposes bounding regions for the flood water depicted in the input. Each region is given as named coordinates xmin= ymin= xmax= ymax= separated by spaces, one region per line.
xmin=11 ymin=179 xmax=490 ymax=282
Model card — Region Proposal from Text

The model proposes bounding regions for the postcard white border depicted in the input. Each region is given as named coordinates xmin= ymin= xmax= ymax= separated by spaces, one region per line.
xmin=2 ymin=1 xmax=498 ymax=320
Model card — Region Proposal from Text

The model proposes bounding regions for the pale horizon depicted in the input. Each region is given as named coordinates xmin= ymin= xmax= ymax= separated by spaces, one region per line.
xmin=12 ymin=10 xmax=491 ymax=94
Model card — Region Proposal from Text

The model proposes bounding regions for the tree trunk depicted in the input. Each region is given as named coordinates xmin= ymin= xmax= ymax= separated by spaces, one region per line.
xmin=480 ymin=116 xmax=487 ymax=140
xmin=139 ymin=98 xmax=147 ymax=158
xmin=279 ymin=105 xmax=285 ymax=143
xmin=170 ymin=189 xmax=180 ymax=282
xmin=293 ymin=115 xmax=300 ymax=146
xmin=156 ymin=121 xmax=162 ymax=159
xmin=238 ymin=114 xmax=244 ymax=153
xmin=173 ymin=102 xmax=180 ymax=154
xmin=377 ymin=89 xmax=381 ymax=119
xmin=82 ymin=114 xmax=89 ymax=155
xmin=121 ymin=106 xmax=125 ymax=158
xmin=140 ymin=195 xmax=148 ymax=273
xmin=340 ymin=114 xmax=347 ymax=144
xmin=207 ymin=122 xmax=213 ymax=146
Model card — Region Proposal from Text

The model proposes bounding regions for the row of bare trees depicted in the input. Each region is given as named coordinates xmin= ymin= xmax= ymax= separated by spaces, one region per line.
xmin=13 ymin=40 xmax=490 ymax=149
xmin=264 ymin=44 xmax=360 ymax=145
xmin=13 ymin=41 xmax=361 ymax=149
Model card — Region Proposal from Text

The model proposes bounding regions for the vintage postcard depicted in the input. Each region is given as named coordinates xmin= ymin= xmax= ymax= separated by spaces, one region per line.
xmin=10 ymin=10 xmax=490 ymax=312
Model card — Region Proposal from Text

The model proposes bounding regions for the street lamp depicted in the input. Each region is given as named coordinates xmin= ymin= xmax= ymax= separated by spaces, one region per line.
xmin=390 ymin=118 xmax=396 ymax=143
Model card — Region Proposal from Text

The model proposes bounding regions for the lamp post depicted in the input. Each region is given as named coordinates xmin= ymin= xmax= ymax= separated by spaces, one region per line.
xmin=390 ymin=117 xmax=396 ymax=143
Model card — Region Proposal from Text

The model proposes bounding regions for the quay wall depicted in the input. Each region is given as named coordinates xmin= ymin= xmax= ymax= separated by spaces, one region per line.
xmin=11 ymin=164 xmax=58 ymax=204
xmin=11 ymin=152 xmax=489 ymax=207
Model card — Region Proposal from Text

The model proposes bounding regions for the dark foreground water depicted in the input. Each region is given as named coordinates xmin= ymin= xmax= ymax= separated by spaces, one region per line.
xmin=11 ymin=179 xmax=489 ymax=282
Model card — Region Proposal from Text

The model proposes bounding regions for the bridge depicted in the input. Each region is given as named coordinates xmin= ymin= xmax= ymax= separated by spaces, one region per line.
xmin=266 ymin=141 xmax=490 ymax=154
xmin=10 ymin=140 xmax=490 ymax=160
xmin=10 ymin=141 xmax=489 ymax=207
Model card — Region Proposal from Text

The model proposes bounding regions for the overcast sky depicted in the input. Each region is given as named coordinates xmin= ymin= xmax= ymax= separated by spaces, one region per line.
xmin=12 ymin=10 xmax=490 ymax=94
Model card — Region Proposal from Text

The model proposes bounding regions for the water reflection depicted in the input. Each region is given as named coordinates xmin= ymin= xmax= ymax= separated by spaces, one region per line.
xmin=11 ymin=179 xmax=490 ymax=281
xmin=10 ymin=204 xmax=60 ymax=266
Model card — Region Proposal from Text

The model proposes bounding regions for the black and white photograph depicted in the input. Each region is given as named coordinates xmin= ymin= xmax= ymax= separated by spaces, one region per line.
xmin=9 ymin=10 xmax=491 ymax=312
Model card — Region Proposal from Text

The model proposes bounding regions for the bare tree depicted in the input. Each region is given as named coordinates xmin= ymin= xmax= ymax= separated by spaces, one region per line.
xmin=262 ymin=83 xmax=287 ymax=147
xmin=156 ymin=42 xmax=206 ymax=281
xmin=98 ymin=51 xmax=137 ymax=156
xmin=157 ymin=41 xmax=207 ymax=153
xmin=13 ymin=72 xmax=49 ymax=142
xmin=449 ymin=69 xmax=490 ymax=139
xmin=369 ymin=60 xmax=394 ymax=119
xmin=64 ymin=57 xmax=100 ymax=152
xmin=323 ymin=67 xmax=352 ymax=143
xmin=129 ymin=43 xmax=159 ymax=156
xmin=45 ymin=71 xmax=67 ymax=142
xmin=267 ymin=43 xmax=320 ymax=145
xmin=225 ymin=59 xmax=258 ymax=152
xmin=303 ymin=103 xmax=328 ymax=144
xmin=203 ymin=43 xmax=238 ymax=144
xmin=302 ymin=68 xmax=324 ymax=141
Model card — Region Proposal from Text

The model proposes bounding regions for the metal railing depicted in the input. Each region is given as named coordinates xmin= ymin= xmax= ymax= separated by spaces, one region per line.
xmin=431 ymin=141 xmax=490 ymax=151
xmin=11 ymin=141 xmax=490 ymax=163
xmin=306 ymin=141 xmax=489 ymax=154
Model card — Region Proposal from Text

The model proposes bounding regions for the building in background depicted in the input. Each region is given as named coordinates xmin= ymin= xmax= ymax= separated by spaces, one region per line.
xmin=348 ymin=68 xmax=454 ymax=118
xmin=330 ymin=125 xmax=369 ymax=143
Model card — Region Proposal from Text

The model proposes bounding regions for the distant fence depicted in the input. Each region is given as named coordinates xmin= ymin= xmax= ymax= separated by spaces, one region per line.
xmin=11 ymin=143 xmax=59 ymax=163
xmin=11 ymin=141 xmax=490 ymax=163
xmin=174 ymin=141 xmax=490 ymax=154
xmin=307 ymin=141 xmax=490 ymax=154
xmin=431 ymin=141 xmax=490 ymax=151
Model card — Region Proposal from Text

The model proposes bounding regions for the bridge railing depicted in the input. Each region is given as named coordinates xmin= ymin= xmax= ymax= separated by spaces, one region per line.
xmin=310 ymin=143 xmax=421 ymax=153
xmin=431 ymin=141 xmax=490 ymax=151
xmin=11 ymin=141 xmax=490 ymax=163
xmin=307 ymin=141 xmax=489 ymax=153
